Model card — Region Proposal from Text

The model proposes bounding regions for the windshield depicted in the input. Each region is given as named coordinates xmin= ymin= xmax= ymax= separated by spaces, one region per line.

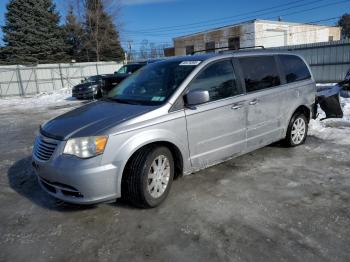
xmin=87 ymin=76 xmax=100 ymax=82
xmin=117 ymin=64 xmax=143 ymax=74
xmin=108 ymin=60 xmax=199 ymax=105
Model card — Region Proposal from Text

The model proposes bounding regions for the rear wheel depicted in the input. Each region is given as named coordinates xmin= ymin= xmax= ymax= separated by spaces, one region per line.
xmin=284 ymin=113 xmax=308 ymax=147
xmin=122 ymin=146 xmax=174 ymax=208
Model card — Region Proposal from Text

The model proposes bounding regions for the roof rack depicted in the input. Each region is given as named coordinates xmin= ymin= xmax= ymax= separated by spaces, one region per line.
xmin=191 ymin=46 xmax=265 ymax=55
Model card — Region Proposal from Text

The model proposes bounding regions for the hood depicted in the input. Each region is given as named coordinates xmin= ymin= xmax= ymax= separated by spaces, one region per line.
xmin=115 ymin=73 xmax=130 ymax=79
xmin=73 ymin=82 xmax=97 ymax=90
xmin=41 ymin=100 xmax=157 ymax=140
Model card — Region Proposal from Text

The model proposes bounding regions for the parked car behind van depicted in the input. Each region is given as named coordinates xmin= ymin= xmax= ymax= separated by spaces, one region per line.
xmin=340 ymin=68 xmax=350 ymax=98
xmin=100 ymin=60 xmax=163 ymax=97
xmin=72 ymin=75 xmax=109 ymax=99
xmin=32 ymin=51 xmax=316 ymax=208
xmin=100 ymin=62 xmax=147 ymax=97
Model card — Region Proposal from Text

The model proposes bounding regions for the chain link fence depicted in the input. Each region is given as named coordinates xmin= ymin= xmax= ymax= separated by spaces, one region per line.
xmin=0 ymin=61 xmax=123 ymax=97
xmin=2 ymin=40 xmax=349 ymax=98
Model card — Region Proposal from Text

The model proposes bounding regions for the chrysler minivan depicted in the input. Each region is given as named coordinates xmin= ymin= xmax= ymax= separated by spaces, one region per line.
xmin=32 ymin=51 xmax=316 ymax=208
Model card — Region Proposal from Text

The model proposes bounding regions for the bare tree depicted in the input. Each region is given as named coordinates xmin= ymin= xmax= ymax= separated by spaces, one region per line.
xmin=150 ymin=42 xmax=158 ymax=59
xmin=139 ymin=39 xmax=149 ymax=60
xmin=71 ymin=0 xmax=124 ymax=62
xmin=138 ymin=40 xmax=171 ymax=60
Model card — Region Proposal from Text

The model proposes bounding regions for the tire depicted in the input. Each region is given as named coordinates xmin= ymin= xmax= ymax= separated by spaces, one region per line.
xmin=96 ymin=88 xmax=102 ymax=99
xmin=121 ymin=146 xmax=174 ymax=208
xmin=284 ymin=113 xmax=308 ymax=147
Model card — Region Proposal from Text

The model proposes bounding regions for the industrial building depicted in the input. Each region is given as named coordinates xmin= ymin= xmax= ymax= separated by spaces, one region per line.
xmin=172 ymin=19 xmax=341 ymax=56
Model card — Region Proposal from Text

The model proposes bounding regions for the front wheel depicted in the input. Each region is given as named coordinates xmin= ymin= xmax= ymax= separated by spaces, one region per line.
xmin=122 ymin=146 xmax=174 ymax=208
xmin=284 ymin=113 xmax=308 ymax=147
xmin=96 ymin=88 xmax=102 ymax=99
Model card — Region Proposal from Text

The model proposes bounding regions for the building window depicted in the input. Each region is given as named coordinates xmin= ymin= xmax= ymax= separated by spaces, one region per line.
xmin=205 ymin=41 xmax=216 ymax=52
xmin=228 ymin=37 xmax=240 ymax=50
xmin=186 ymin=45 xmax=194 ymax=55
xmin=329 ymin=36 xmax=334 ymax=42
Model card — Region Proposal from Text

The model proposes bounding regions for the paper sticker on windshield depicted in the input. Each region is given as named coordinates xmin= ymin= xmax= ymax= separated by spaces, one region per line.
xmin=151 ymin=96 xmax=165 ymax=102
xmin=180 ymin=61 xmax=201 ymax=66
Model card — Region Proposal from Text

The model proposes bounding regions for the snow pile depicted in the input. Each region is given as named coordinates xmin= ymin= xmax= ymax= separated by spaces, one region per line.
xmin=309 ymin=97 xmax=350 ymax=145
xmin=0 ymin=88 xmax=80 ymax=110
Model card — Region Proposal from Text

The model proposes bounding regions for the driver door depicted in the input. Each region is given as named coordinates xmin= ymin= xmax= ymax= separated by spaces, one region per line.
xmin=184 ymin=59 xmax=247 ymax=170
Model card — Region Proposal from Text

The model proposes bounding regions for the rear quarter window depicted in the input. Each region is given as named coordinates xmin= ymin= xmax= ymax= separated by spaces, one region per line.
xmin=279 ymin=55 xmax=311 ymax=83
xmin=239 ymin=56 xmax=281 ymax=93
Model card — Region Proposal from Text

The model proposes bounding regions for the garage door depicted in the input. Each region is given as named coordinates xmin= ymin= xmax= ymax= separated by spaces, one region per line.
xmin=263 ymin=30 xmax=287 ymax=48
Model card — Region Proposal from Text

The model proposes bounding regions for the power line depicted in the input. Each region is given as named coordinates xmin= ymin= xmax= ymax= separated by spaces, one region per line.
xmin=122 ymin=0 xmax=339 ymax=34
xmin=123 ymin=0 xmax=314 ymax=33
xmin=124 ymin=16 xmax=341 ymax=51
xmin=122 ymin=0 xmax=347 ymax=38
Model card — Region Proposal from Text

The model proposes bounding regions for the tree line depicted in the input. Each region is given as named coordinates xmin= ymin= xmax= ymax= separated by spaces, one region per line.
xmin=338 ymin=14 xmax=350 ymax=39
xmin=0 ymin=0 xmax=124 ymax=65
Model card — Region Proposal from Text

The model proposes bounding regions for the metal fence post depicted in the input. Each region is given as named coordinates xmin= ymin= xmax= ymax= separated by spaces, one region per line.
xmin=33 ymin=67 xmax=39 ymax=94
xmin=58 ymin=63 xmax=64 ymax=89
xmin=95 ymin=63 xmax=99 ymax=75
xmin=16 ymin=65 xmax=25 ymax=96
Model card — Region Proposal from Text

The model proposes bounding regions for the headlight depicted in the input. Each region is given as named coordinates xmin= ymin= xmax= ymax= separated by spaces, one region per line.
xmin=63 ymin=136 xmax=108 ymax=158
xmin=89 ymin=85 xmax=97 ymax=89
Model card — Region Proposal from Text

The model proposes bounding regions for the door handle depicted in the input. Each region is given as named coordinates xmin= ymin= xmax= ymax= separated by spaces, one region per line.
xmin=249 ymin=99 xmax=259 ymax=105
xmin=231 ymin=103 xmax=244 ymax=110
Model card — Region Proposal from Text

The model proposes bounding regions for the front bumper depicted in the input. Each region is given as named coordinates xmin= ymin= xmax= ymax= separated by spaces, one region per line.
xmin=101 ymin=88 xmax=110 ymax=97
xmin=72 ymin=88 xmax=98 ymax=99
xmin=32 ymin=145 xmax=119 ymax=205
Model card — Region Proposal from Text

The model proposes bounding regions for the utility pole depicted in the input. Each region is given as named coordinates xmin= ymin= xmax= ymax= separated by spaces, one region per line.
xmin=127 ymin=40 xmax=133 ymax=62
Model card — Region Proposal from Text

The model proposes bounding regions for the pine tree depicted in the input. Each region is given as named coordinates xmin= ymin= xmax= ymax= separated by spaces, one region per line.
xmin=82 ymin=0 xmax=124 ymax=62
xmin=338 ymin=14 xmax=350 ymax=39
xmin=2 ymin=0 xmax=68 ymax=64
xmin=64 ymin=5 xmax=84 ymax=62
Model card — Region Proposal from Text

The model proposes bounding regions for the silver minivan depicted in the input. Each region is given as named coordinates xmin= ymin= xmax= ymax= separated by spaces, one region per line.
xmin=32 ymin=51 xmax=316 ymax=208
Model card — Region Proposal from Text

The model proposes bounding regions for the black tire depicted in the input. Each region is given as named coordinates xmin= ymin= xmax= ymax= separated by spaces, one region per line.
xmin=284 ymin=113 xmax=308 ymax=147
xmin=121 ymin=146 xmax=174 ymax=208
xmin=96 ymin=88 xmax=102 ymax=99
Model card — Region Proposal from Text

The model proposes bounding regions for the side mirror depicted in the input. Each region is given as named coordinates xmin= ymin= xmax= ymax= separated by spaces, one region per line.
xmin=184 ymin=90 xmax=210 ymax=107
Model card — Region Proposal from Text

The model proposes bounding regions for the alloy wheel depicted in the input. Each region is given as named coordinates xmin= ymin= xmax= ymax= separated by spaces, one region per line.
xmin=147 ymin=155 xmax=171 ymax=198
xmin=291 ymin=117 xmax=306 ymax=145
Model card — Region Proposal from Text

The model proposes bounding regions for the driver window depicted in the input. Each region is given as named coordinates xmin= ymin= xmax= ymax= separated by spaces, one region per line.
xmin=187 ymin=60 xmax=241 ymax=102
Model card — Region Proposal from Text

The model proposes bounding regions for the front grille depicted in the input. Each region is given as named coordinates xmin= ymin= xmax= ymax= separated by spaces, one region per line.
xmin=33 ymin=135 xmax=58 ymax=161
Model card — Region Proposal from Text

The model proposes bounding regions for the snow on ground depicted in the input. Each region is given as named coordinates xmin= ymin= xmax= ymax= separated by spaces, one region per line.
xmin=0 ymin=88 xmax=81 ymax=110
xmin=309 ymin=96 xmax=350 ymax=145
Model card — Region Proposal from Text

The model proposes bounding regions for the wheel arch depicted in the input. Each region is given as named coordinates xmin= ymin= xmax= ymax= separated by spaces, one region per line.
xmin=291 ymin=105 xmax=311 ymax=122
xmin=108 ymin=129 xmax=189 ymax=198
xmin=283 ymin=104 xmax=311 ymax=138
xmin=123 ymin=141 xmax=184 ymax=179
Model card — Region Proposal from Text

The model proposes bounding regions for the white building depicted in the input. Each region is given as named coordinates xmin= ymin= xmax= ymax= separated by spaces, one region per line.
xmin=173 ymin=19 xmax=341 ymax=56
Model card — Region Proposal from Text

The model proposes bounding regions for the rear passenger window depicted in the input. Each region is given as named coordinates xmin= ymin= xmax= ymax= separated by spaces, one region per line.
xmin=279 ymin=55 xmax=311 ymax=83
xmin=188 ymin=60 xmax=241 ymax=102
xmin=239 ymin=56 xmax=281 ymax=93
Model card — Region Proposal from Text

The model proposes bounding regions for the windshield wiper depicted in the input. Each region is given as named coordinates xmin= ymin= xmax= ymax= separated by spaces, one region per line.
xmin=105 ymin=97 xmax=142 ymax=105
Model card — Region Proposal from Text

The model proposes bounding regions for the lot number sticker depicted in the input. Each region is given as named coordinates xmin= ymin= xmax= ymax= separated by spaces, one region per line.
xmin=180 ymin=61 xmax=201 ymax=66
